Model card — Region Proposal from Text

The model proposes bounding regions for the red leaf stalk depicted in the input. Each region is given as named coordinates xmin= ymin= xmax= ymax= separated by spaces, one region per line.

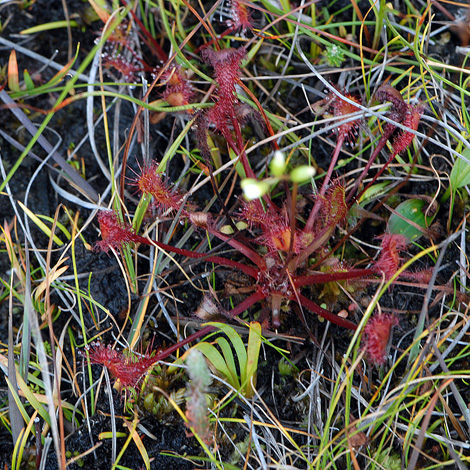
xmin=95 ymin=210 xmax=259 ymax=278
xmin=306 ymin=91 xmax=360 ymax=232
xmin=347 ymin=85 xmax=422 ymax=204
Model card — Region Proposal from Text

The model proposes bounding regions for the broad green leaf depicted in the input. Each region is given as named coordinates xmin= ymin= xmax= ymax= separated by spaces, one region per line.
xmin=215 ymin=337 xmax=240 ymax=389
xmin=244 ymin=322 xmax=262 ymax=398
xmin=193 ymin=342 xmax=235 ymax=387
xmin=206 ymin=322 xmax=247 ymax=381
xmin=387 ymin=198 xmax=438 ymax=242
xmin=450 ymin=149 xmax=470 ymax=190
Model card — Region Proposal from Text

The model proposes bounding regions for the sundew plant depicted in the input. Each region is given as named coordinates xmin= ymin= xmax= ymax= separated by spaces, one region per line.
xmin=1 ymin=1 xmax=470 ymax=469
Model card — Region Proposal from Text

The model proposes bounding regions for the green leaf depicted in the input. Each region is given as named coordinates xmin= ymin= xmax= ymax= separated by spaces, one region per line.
xmin=17 ymin=201 xmax=64 ymax=246
xmin=193 ymin=342 xmax=236 ymax=388
xmin=450 ymin=149 xmax=470 ymax=190
xmin=20 ymin=20 xmax=80 ymax=35
xmin=35 ymin=214 xmax=71 ymax=240
xmin=13 ymin=373 xmax=52 ymax=426
xmin=207 ymin=323 xmax=248 ymax=381
xmin=243 ymin=322 xmax=262 ymax=398
xmin=358 ymin=182 xmax=394 ymax=205
xmin=215 ymin=337 xmax=240 ymax=389
xmin=387 ymin=198 xmax=438 ymax=242
xmin=5 ymin=378 xmax=29 ymax=425
xmin=23 ymin=69 xmax=35 ymax=91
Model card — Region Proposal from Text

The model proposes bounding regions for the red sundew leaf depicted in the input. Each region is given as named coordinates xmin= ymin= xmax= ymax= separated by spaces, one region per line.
xmin=201 ymin=47 xmax=246 ymax=104
xmin=101 ymin=52 xmax=143 ymax=82
xmin=373 ymin=233 xmax=408 ymax=282
xmin=240 ymin=199 xmax=270 ymax=229
xmin=375 ymin=84 xmax=409 ymax=117
xmin=161 ymin=65 xmax=194 ymax=108
xmin=391 ymin=105 xmax=423 ymax=156
xmin=332 ymin=93 xmax=362 ymax=140
xmin=85 ymin=341 xmax=158 ymax=389
xmin=136 ymin=162 xmax=186 ymax=213
xmin=94 ymin=210 xmax=143 ymax=253
xmin=313 ymin=180 xmax=348 ymax=231
xmin=228 ymin=0 xmax=253 ymax=32
xmin=94 ymin=209 xmax=259 ymax=278
xmin=363 ymin=314 xmax=399 ymax=366
xmin=399 ymin=267 xmax=434 ymax=284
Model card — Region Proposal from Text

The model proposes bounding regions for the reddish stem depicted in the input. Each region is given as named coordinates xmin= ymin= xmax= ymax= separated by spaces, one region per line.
xmin=305 ymin=134 xmax=345 ymax=233
xmin=132 ymin=233 xmax=259 ymax=278
xmin=346 ymin=124 xmax=396 ymax=204
xmin=293 ymin=268 xmax=374 ymax=288
xmin=205 ymin=224 xmax=265 ymax=270
xmin=296 ymin=293 xmax=357 ymax=330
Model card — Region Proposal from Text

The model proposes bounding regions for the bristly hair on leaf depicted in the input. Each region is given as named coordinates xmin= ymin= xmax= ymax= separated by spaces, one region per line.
xmin=363 ymin=313 xmax=399 ymax=366
xmin=374 ymin=84 xmax=423 ymax=155
xmin=197 ymin=46 xmax=247 ymax=153
xmin=201 ymin=47 xmax=246 ymax=105
xmin=331 ymin=92 xmax=362 ymax=141
xmin=317 ymin=180 xmax=348 ymax=229
xmin=94 ymin=210 xmax=142 ymax=253
xmin=391 ymin=106 xmax=423 ymax=156
xmin=240 ymin=199 xmax=270 ymax=229
xmin=84 ymin=341 xmax=159 ymax=390
xmin=373 ymin=233 xmax=408 ymax=282
xmin=227 ymin=0 xmax=253 ymax=32
xmin=135 ymin=162 xmax=186 ymax=214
